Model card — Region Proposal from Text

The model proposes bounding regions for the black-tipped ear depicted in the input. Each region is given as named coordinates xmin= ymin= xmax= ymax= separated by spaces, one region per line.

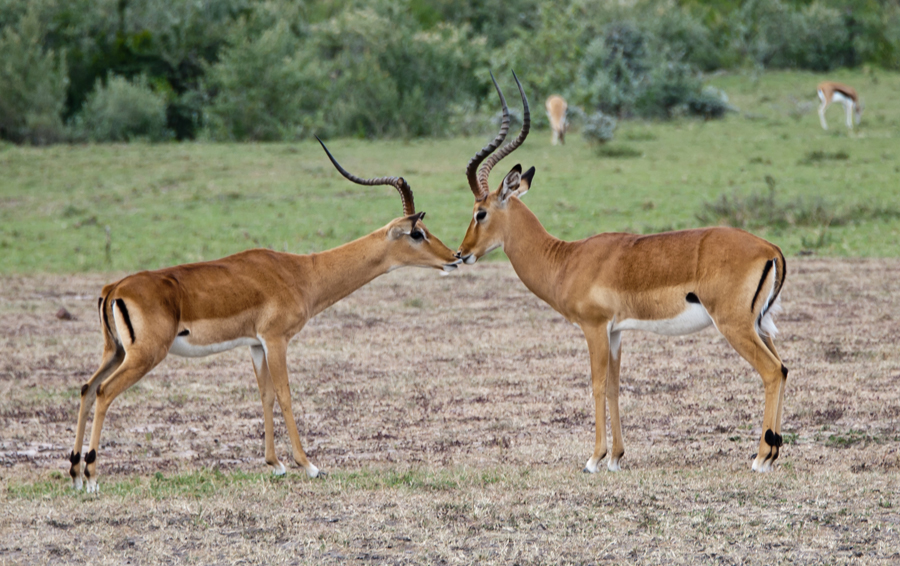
xmin=522 ymin=166 xmax=535 ymax=184
xmin=408 ymin=211 xmax=426 ymax=225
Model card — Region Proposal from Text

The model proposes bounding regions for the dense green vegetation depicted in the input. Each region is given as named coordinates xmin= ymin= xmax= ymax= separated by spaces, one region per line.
xmin=2 ymin=0 xmax=900 ymax=142
xmin=1 ymin=70 xmax=898 ymax=273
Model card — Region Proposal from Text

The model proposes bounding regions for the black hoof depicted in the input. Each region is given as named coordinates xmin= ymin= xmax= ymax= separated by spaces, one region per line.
xmin=316 ymin=470 xmax=328 ymax=479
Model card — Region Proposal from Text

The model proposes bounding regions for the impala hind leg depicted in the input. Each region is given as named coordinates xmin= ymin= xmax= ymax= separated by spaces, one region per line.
xmin=582 ymin=325 xmax=612 ymax=473
xmin=70 ymin=346 xmax=124 ymax=489
xmin=761 ymin=333 xmax=789 ymax=447
xmin=250 ymin=345 xmax=286 ymax=476
xmin=718 ymin=324 xmax=785 ymax=472
xmin=260 ymin=338 xmax=322 ymax=478
xmin=84 ymin=351 xmax=164 ymax=492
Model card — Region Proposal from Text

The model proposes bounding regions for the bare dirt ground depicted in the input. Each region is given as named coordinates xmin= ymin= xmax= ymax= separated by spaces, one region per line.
xmin=1 ymin=259 xmax=899 ymax=565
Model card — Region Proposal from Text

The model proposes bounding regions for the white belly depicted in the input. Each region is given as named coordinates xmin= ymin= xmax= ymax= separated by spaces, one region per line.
xmin=611 ymin=303 xmax=713 ymax=336
xmin=168 ymin=335 xmax=261 ymax=358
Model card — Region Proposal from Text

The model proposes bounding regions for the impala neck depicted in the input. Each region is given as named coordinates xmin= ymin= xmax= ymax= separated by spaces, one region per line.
xmin=297 ymin=232 xmax=391 ymax=318
xmin=501 ymin=198 xmax=571 ymax=312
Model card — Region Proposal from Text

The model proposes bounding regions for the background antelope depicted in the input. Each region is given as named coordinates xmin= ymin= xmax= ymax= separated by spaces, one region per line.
xmin=545 ymin=94 xmax=568 ymax=145
xmin=68 ymin=140 xmax=461 ymax=492
xmin=456 ymin=74 xmax=788 ymax=473
xmin=817 ymin=81 xmax=862 ymax=130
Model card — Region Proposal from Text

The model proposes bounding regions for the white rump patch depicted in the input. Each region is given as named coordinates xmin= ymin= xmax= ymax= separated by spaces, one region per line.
xmin=756 ymin=260 xmax=781 ymax=338
xmin=611 ymin=303 xmax=713 ymax=336
xmin=169 ymin=336 xmax=261 ymax=358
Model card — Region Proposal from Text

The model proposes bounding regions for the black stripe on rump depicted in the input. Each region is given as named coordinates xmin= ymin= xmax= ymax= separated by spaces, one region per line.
xmin=101 ymin=297 xmax=114 ymax=338
xmin=115 ymin=298 xmax=136 ymax=343
xmin=750 ymin=259 xmax=774 ymax=313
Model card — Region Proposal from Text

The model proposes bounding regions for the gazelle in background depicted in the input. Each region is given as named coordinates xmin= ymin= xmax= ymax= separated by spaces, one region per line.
xmin=817 ymin=81 xmax=862 ymax=130
xmin=68 ymin=140 xmax=461 ymax=492
xmin=545 ymin=95 xmax=568 ymax=145
xmin=457 ymin=73 xmax=789 ymax=474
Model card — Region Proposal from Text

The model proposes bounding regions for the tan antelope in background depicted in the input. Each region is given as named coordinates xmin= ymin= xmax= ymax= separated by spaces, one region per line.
xmin=545 ymin=94 xmax=568 ymax=145
xmin=68 ymin=140 xmax=461 ymax=492
xmin=456 ymin=73 xmax=789 ymax=474
xmin=817 ymin=81 xmax=862 ymax=130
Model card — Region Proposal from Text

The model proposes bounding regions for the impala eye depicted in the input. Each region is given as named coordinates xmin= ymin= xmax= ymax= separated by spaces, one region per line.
xmin=475 ymin=210 xmax=487 ymax=222
xmin=410 ymin=230 xmax=424 ymax=241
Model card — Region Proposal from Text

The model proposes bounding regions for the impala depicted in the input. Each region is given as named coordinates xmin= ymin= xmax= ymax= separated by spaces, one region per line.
xmin=456 ymin=74 xmax=789 ymax=473
xmin=545 ymin=95 xmax=568 ymax=145
xmin=817 ymin=81 xmax=862 ymax=130
xmin=68 ymin=139 xmax=461 ymax=491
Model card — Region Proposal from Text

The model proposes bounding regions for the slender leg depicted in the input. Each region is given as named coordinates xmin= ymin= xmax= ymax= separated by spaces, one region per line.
xmin=818 ymin=103 xmax=829 ymax=130
xmin=606 ymin=330 xmax=624 ymax=471
xmin=761 ymin=333 xmax=788 ymax=439
xmin=85 ymin=351 xmax=164 ymax=492
xmin=582 ymin=323 xmax=611 ymax=473
xmin=250 ymin=345 xmax=285 ymax=475
xmin=844 ymin=100 xmax=854 ymax=130
xmin=718 ymin=324 xmax=785 ymax=473
xmin=260 ymin=337 xmax=321 ymax=478
xmin=70 ymin=346 xmax=124 ymax=489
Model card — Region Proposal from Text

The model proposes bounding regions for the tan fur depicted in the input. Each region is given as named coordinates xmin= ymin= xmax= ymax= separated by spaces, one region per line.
xmin=545 ymin=95 xmax=567 ymax=145
xmin=456 ymin=82 xmax=789 ymax=472
xmin=817 ymin=81 xmax=862 ymax=130
xmin=70 ymin=212 xmax=460 ymax=491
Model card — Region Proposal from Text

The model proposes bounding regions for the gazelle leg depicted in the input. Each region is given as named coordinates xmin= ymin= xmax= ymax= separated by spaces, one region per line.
xmin=718 ymin=324 xmax=785 ymax=473
xmin=818 ymin=103 xmax=829 ymax=130
xmin=250 ymin=345 xmax=286 ymax=476
xmin=260 ymin=337 xmax=321 ymax=478
xmin=70 ymin=346 xmax=124 ymax=489
xmin=582 ymin=324 xmax=611 ymax=473
xmin=85 ymin=351 xmax=163 ymax=492
xmin=844 ymin=100 xmax=854 ymax=130
xmin=606 ymin=330 xmax=624 ymax=471
xmin=761 ymin=333 xmax=788 ymax=439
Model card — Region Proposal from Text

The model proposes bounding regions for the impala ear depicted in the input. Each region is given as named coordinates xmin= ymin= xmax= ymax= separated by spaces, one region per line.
xmin=517 ymin=166 xmax=536 ymax=197
xmin=408 ymin=211 xmax=426 ymax=226
xmin=498 ymin=164 xmax=523 ymax=202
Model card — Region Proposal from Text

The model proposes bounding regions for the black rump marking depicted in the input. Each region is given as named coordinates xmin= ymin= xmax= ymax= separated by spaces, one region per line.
xmin=85 ymin=449 xmax=96 ymax=464
xmin=751 ymin=259 xmax=774 ymax=313
xmin=115 ymin=299 xmax=136 ymax=343
xmin=177 ymin=329 xmax=190 ymax=337
xmin=81 ymin=383 xmax=89 ymax=396
xmin=101 ymin=297 xmax=113 ymax=338
xmin=686 ymin=292 xmax=700 ymax=304
xmin=781 ymin=364 xmax=788 ymax=378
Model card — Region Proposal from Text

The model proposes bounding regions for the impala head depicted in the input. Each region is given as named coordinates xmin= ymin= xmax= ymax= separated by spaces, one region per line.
xmin=456 ymin=72 xmax=533 ymax=264
xmin=317 ymin=137 xmax=461 ymax=273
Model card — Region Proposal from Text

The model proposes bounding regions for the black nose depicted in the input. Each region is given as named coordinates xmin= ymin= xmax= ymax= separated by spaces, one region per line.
xmin=454 ymin=251 xmax=461 ymax=259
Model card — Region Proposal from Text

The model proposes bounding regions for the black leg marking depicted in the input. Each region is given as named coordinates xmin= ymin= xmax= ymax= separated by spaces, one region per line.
xmin=85 ymin=449 xmax=96 ymax=464
xmin=765 ymin=429 xmax=777 ymax=447
xmin=781 ymin=364 xmax=788 ymax=379
xmin=686 ymin=292 xmax=700 ymax=304
xmin=84 ymin=469 xmax=90 ymax=478
xmin=177 ymin=329 xmax=190 ymax=337
xmin=69 ymin=451 xmax=80 ymax=466
xmin=750 ymin=259 xmax=775 ymax=313
xmin=81 ymin=383 xmax=89 ymax=396
xmin=114 ymin=299 xmax=136 ymax=343
xmin=774 ymin=432 xmax=783 ymax=447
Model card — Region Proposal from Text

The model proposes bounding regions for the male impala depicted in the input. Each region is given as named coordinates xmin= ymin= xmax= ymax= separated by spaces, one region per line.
xmin=457 ymin=74 xmax=788 ymax=473
xmin=545 ymin=95 xmax=568 ymax=145
xmin=68 ymin=139 xmax=461 ymax=492
xmin=817 ymin=81 xmax=862 ymax=130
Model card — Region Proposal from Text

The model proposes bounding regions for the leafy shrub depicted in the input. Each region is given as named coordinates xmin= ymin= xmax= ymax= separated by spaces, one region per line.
xmin=74 ymin=75 xmax=171 ymax=142
xmin=582 ymin=111 xmax=617 ymax=145
xmin=203 ymin=21 xmax=321 ymax=141
xmin=636 ymin=61 xmax=700 ymax=118
xmin=0 ymin=8 xmax=68 ymax=144
xmin=687 ymin=86 xmax=732 ymax=120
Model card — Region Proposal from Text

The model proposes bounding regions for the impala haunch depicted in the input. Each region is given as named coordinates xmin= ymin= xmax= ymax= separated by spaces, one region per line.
xmin=545 ymin=95 xmax=568 ymax=145
xmin=68 ymin=139 xmax=461 ymax=492
xmin=817 ymin=81 xmax=862 ymax=130
xmin=456 ymin=73 xmax=788 ymax=473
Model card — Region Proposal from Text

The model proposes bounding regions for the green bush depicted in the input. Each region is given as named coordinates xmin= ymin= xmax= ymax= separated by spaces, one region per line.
xmin=687 ymin=86 xmax=731 ymax=120
xmin=74 ymin=75 xmax=172 ymax=142
xmin=582 ymin=111 xmax=617 ymax=145
xmin=0 ymin=8 xmax=68 ymax=144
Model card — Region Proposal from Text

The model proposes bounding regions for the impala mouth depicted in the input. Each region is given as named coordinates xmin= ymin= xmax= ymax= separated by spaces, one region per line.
xmin=462 ymin=254 xmax=477 ymax=265
xmin=442 ymin=259 xmax=462 ymax=273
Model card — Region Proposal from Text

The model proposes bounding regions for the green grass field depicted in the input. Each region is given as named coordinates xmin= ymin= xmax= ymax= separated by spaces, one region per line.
xmin=2 ymin=70 xmax=899 ymax=274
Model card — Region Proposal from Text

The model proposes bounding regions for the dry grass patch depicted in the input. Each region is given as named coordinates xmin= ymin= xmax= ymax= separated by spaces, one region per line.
xmin=1 ymin=259 xmax=899 ymax=564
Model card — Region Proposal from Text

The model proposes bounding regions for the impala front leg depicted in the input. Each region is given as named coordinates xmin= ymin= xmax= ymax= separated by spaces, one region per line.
xmin=250 ymin=345 xmax=286 ymax=476
xmin=260 ymin=337 xmax=322 ymax=478
xmin=606 ymin=330 xmax=625 ymax=471
xmin=582 ymin=324 xmax=612 ymax=473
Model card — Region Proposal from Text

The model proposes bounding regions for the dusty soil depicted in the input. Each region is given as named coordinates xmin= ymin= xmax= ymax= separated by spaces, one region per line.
xmin=1 ymin=259 xmax=899 ymax=564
